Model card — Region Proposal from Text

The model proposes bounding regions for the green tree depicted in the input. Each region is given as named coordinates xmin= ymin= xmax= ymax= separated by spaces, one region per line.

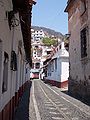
xmin=42 ymin=37 xmax=57 ymax=46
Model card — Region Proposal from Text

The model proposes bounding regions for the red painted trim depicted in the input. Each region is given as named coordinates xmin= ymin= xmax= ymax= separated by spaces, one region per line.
xmin=3 ymin=101 xmax=10 ymax=120
xmin=9 ymin=98 xmax=13 ymax=120
xmin=0 ymin=111 xmax=3 ymax=120
xmin=44 ymin=79 xmax=68 ymax=88
xmin=15 ymin=92 xmax=18 ymax=107
xmin=0 ymin=80 xmax=31 ymax=120
xmin=61 ymin=80 xmax=68 ymax=88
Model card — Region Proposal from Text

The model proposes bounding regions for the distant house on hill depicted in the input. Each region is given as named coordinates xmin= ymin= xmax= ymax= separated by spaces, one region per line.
xmin=31 ymin=28 xmax=45 ymax=41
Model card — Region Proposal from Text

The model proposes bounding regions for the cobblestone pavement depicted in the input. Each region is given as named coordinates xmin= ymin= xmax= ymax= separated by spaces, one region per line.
xmin=30 ymin=80 xmax=90 ymax=120
xmin=14 ymin=82 xmax=32 ymax=120
xmin=14 ymin=80 xmax=90 ymax=120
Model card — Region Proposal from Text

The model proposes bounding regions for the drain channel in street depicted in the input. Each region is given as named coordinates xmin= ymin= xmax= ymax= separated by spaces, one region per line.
xmin=32 ymin=80 xmax=90 ymax=120
xmin=39 ymin=83 xmax=71 ymax=120
xmin=39 ymin=80 xmax=90 ymax=120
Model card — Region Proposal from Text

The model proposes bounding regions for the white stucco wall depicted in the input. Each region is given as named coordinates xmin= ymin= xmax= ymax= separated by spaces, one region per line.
xmin=0 ymin=1 xmax=12 ymax=111
xmin=0 ymin=2 xmax=29 ymax=112
xmin=46 ymin=42 xmax=69 ymax=83
xmin=61 ymin=59 xmax=69 ymax=82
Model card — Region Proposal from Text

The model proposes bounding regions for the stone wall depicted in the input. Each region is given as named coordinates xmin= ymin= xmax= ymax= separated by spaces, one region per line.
xmin=67 ymin=0 xmax=90 ymax=102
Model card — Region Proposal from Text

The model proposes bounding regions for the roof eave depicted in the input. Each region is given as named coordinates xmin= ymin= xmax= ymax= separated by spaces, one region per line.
xmin=32 ymin=0 xmax=36 ymax=5
xmin=12 ymin=0 xmax=36 ymax=12
xmin=29 ymin=0 xmax=36 ymax=5
xmin=64 ymin=0 xmax=74 ymax=12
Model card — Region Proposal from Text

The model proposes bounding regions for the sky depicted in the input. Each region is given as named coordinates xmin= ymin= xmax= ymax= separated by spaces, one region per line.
xmin=32 ymin=0 xmax=68 ymax=35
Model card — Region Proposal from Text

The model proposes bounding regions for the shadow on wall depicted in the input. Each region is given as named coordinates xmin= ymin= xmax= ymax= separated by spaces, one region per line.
xmin=62 ymin=89 xmax=90 ymax=106
xmin=14 ymin=81 xmax=32 ymax=120
xmin=43 ymin=79 xmax=90 ymax=106
xmin=61 ymin=78 xmax=90 ymax=106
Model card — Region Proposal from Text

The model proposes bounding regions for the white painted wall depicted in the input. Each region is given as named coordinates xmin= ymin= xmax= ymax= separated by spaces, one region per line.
xmin=46 ymin=42 xmax=69 ymax=83
xmin=61 ymin=59 xmax=69 ymax=82
xmin=0 ymin=1 xmax=12 ymax=111
xmin=0 ymin=1 xmax=30 ymax=112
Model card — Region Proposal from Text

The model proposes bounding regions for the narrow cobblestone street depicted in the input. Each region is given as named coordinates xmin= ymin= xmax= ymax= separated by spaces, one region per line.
xmin=14 ymin=79 xmax=90 ymax=120
xmin=14 ymin=82 xmax=31 ymax=120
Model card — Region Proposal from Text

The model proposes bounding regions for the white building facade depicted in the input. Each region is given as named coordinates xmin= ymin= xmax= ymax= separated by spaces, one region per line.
xmin=0 ymin=0 xmax=35 ymax=120
xmin=44 ymin=42 xmax=69 ymax=88
xmin=31 ymin=29 xmax=45 ymax=41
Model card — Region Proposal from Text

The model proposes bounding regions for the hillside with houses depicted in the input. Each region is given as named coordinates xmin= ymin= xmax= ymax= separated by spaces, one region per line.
xmin=30 ymin=27 xmax=69 ymax=88
xmin=32 ymin=26 xmax=64 ymax=39
xmin=1 ymin=1 xmax=90 ymax=120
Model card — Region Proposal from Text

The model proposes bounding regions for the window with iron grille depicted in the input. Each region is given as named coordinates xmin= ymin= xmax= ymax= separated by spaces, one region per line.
xmin=2 ymin=52 xmax=9 ymax=93
xmin=55 ymin=59 xmax=57 ymax=70
xmin=80 ymin=27 xmax=87 ymax=58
